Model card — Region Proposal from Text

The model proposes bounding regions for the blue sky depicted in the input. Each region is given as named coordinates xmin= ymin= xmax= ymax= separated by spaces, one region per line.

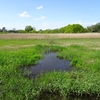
xmin=0 ymin=0 xmax=100 ymax=30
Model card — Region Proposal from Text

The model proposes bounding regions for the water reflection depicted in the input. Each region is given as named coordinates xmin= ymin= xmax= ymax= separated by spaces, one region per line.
xmin=23 ymin=52 xmax=71 ymax=77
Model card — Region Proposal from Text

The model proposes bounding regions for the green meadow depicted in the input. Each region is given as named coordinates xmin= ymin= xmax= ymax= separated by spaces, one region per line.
xmin=0 ymin=38 xmax=100 ymax=100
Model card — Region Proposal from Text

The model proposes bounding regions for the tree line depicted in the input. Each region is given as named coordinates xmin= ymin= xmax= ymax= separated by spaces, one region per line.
xmin=0 ymin=22 xmax=100 ymax=34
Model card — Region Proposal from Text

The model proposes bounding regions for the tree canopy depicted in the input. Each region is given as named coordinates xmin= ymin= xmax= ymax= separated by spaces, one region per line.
xmin=1 ymin=22 xmax=100 ymax=34
xmin=25 ymin=25 xmax=34 ymax=32
xmin=65 ymin=24 xmax=85 ymax=33
xmin=86 ymin=22 xmax=100 ymax=32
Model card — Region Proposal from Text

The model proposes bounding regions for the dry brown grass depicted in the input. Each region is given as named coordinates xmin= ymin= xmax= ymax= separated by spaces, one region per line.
xmin=0 ymin=33 xmax=100 ymax=39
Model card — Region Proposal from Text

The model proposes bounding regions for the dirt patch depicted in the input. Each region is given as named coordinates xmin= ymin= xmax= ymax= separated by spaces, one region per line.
xmin=0 ymin=33 xmax=100 ymax=39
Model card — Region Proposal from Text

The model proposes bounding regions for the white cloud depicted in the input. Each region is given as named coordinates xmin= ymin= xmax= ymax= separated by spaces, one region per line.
xmin=19 ymin=11 xmax=31 ymax=18
xmin=33 ymin=16 xmax=47 ymax=20
xmin=43 ymin=22 xmax=50 ymax=26
xmin=37 ymin=6 xmax=43 ymax=10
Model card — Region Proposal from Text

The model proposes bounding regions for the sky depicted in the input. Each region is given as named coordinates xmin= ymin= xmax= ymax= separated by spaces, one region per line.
xmin=0 ymin=0 xmax=100 ymax=30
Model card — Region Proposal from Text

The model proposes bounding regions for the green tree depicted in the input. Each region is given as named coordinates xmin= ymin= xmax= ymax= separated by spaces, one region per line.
xmin=65 ymin=24 xmax=85 ymax=33
xmin=29 ymin=30 xmax=37 ymax=33
xmin=44 ymin=29 xmax=51 ymax=33
xmin=12 ymin=28 xmax=17 ymax=33
xmin=25 ymin=25 xmax=33 ymax=32
xmin=38 ymin=29 xmax=43 ymax=33
xmin=18 ymin=30 xmax=26 ymax=33
xmin=0 ymin=29 xmax=2 ymax=32
xmin=2 ymin=27 xmax=7 ymax=33
xmin=59 ymin=27 xmax=65 ymax=33
xmin=51 ymin=29 xmax=60 ymax=33
xmin=86 ymin=22 xmax=100 ymax=32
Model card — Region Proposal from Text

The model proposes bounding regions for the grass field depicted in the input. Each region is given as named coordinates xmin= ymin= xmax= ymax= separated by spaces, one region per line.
xmin=0 ymin=36 xmax=100 ymax=100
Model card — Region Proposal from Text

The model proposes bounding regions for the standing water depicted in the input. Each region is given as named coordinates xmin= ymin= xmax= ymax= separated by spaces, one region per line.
xmin=23 ymin=52 xmax=71 ymax=78
xmin=22 ymin=52 xmax=100 ymax=100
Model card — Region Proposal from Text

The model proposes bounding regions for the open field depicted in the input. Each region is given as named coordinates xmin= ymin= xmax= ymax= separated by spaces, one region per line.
xmin=0 ymin=38 xmax=100 ymax=51
xmin=0 ymin=38 xmax=100 ymax=100
xmin=0 ymin=33 xmax=100 ymax=39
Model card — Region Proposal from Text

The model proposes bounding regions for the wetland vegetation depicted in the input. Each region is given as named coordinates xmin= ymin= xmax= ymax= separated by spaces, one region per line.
xmin=0 ymin=38 xmax=100 ymax=100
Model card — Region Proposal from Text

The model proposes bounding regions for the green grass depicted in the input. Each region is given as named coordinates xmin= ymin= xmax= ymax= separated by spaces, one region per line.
xmin=34 ymin=71 xmax=100 ymax=100
xmin=0 ymin=39 xmax=100 ymax=100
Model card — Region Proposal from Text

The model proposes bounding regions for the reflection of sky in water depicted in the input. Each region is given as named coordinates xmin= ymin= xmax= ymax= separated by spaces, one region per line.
xmin=24 ymin=52 xmax=71 ymax=77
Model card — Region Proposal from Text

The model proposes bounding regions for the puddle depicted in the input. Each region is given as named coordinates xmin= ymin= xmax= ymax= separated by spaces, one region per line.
xmin=22 ymin=52 xmax=71 ymax=78
xmin=22 ymin=52 xmax=100 ymax=100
